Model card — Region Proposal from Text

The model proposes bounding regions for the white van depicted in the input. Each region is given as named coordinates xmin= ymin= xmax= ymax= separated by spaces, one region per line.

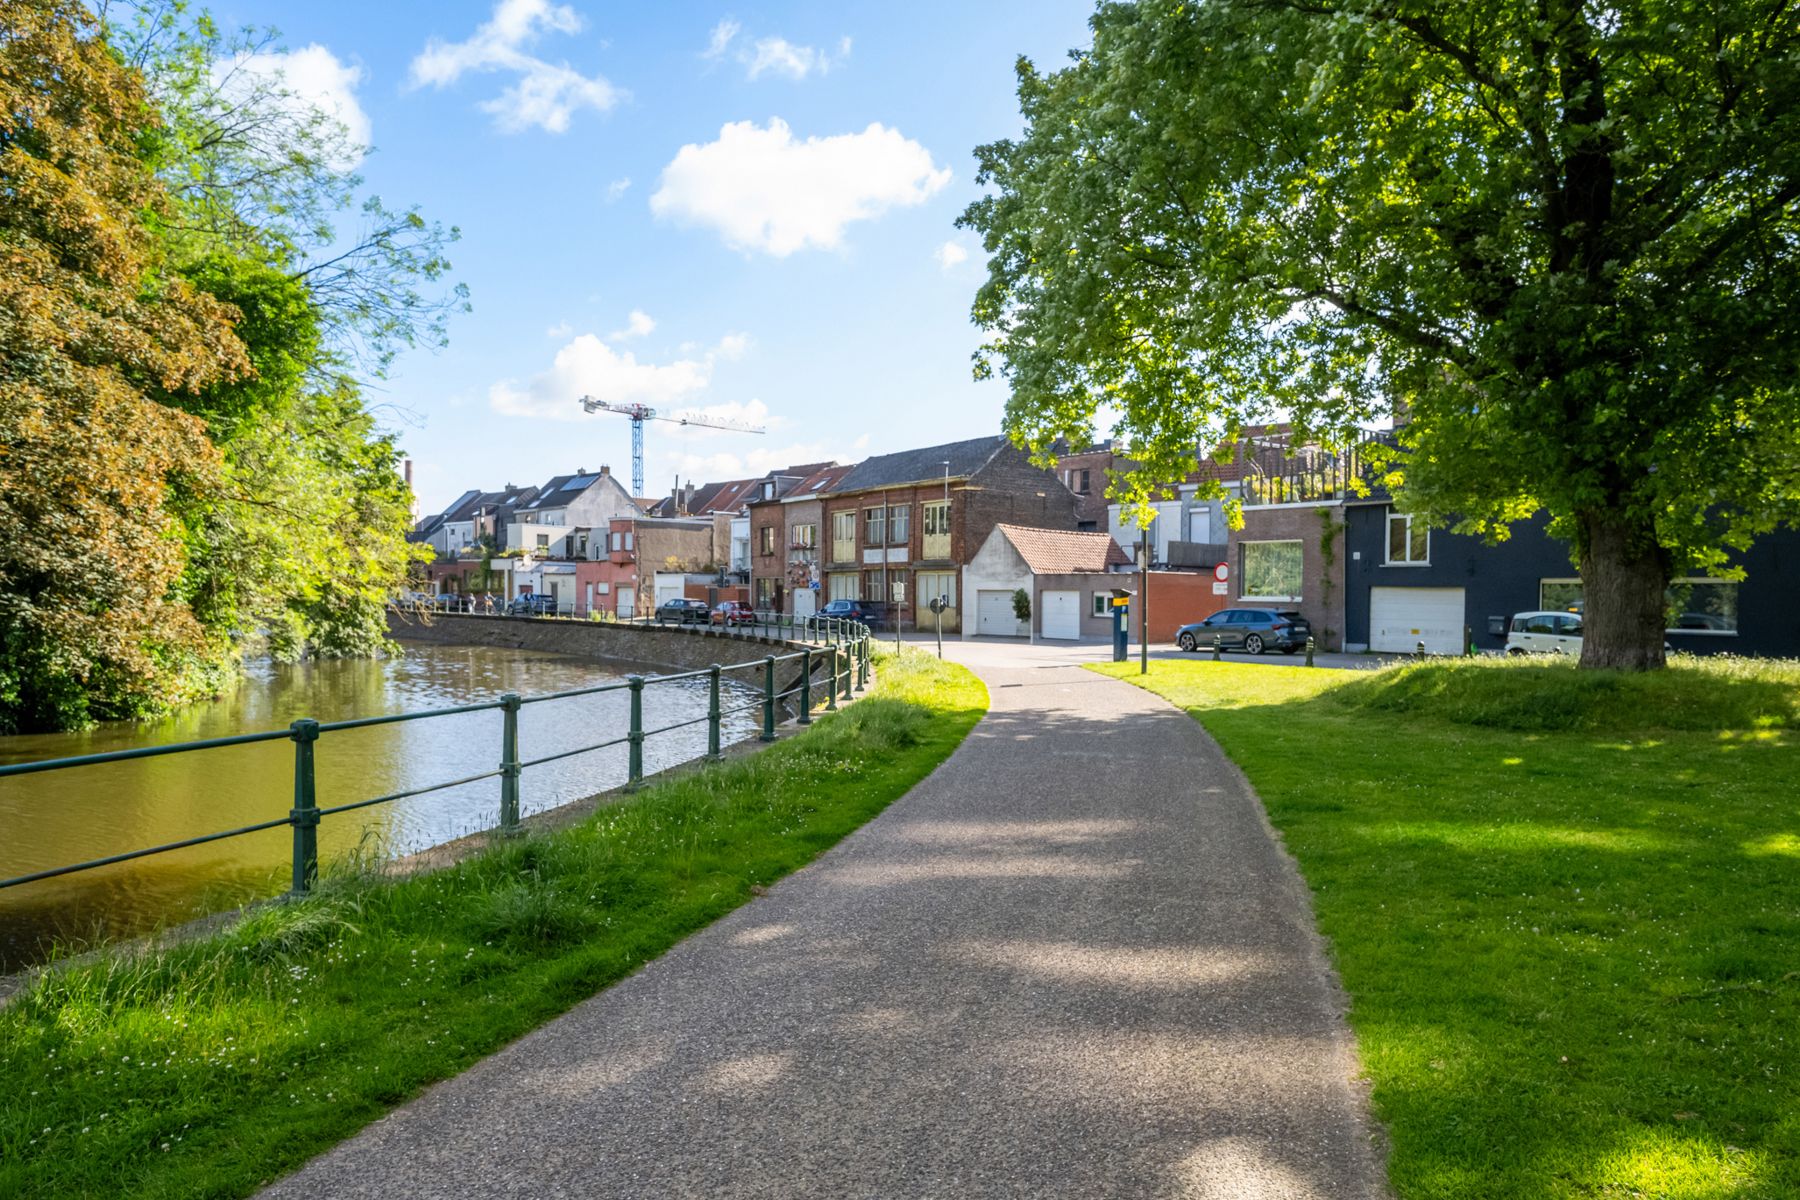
xmin=1505 ymin=610 xmax=1583 ymax=655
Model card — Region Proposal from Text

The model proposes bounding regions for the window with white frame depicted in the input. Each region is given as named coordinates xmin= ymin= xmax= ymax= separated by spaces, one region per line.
xmin=791 ymin=522 xmax=817 ymax=549
xmin=831 ymin=511 xmax=856 ymax=561
xmin=864 ymin=506 xmax=887 ymax=547
xmin=1539 ymin=578 xmax=1740 ymax=633
xmin=864 ymin=572 xmax=886 ymax=601
xmin=1240 ymin=540 xmax=1303 ymax=599
xmin=828 ymin=572 xmax=860 ymax=601
xmin=1386 ymin=510 xmax=1429 ymax=565
xmin=759 ymin=525 xmax=775 ymax=555
xmin=888 ymin=504 xmax=910 ymax=545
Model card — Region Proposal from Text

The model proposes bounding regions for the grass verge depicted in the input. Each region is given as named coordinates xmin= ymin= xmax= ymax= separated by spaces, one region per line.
xmin=1093 ymin=654 xmax=1799 ymax=1199
xmin=0 ymin=646 xmax=986 ymax=1199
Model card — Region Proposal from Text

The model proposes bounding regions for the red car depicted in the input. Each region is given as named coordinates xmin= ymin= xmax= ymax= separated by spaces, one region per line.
xmin=711 ymin=601 xmax=757 ymax=626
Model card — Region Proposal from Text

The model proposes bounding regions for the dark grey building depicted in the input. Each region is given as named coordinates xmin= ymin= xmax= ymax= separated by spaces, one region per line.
xmin=1342 ymin=502 xmax=1799 ymax=658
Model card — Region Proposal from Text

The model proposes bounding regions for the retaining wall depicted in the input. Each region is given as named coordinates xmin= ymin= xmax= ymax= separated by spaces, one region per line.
xmin=386 ymin=612 xmax=845 ymax=715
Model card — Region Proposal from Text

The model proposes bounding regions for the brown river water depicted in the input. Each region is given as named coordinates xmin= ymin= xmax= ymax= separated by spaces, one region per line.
xmin=0 ymin=644 xmax=760 ymax=972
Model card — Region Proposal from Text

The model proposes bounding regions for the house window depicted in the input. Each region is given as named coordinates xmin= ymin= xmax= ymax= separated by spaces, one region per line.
xmin=831 ymin=511 xmax=857 ymax=561
xmin=888 ymin=504 xmax=911 ymax=545
xmin=864 ymin=573 xmax=885 ymax=601
xmin=1385 ymin=511 xmax=1429 ymax=565
xmin=922 ymin=501 xmax=951 ymax=558
xmin=1078 ymin=469 xmax=1091 ymax=495
xmin=1538 ymin=578 xmax=1740 ymax=633
xmin=535 ymin=534 xmax=549 ymax=550
xmin=1091 ymin=592 xmax=1115 ymax=617
xmin=760 ymin=525 xmax=776 ymax=555
xmin=828 ymin=572 xmax=860 ymax=601
xmin=916 ymin=571 xmax=956 ymax=609
xmin=864 ymin=506 xmax=887 ymax=547
xmin=791 ymin=522 xmax=817 ymax=549
xmin=1241 ymin=540 xmax=1303 ymax=600
xmin=755 ymin=577 xmax=776 ymax=606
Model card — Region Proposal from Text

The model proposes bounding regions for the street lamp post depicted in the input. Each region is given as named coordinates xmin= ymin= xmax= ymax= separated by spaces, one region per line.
xmin=1138 ymin=526 xmax=1150 ymax=675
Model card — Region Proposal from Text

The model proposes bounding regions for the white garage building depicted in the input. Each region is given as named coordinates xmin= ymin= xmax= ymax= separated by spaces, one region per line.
xmin=961 ymin=524 xmax=1133 ymax=641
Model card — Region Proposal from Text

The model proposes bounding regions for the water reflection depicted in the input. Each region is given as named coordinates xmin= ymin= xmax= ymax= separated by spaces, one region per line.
xmin=0 ymin=646 xmax=759 ymax=971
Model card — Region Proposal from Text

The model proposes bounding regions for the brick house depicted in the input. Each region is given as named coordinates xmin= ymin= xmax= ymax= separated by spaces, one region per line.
xmin=808 ymin=436 xmax=1081 ymax=633
xmin=747 ymin=463 xmax=855 ymax=618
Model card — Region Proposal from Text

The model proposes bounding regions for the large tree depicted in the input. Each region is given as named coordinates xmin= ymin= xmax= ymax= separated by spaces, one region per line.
xmin=0 ymin=0 xmax=248 ymax=731
xmin=963 ymin=0 xmax=1800 ymax=669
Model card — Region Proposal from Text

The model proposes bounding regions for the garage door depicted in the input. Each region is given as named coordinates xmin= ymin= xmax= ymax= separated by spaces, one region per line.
xmin=976 ymin=589 xmax=1024 ymax=637
xmin=1041 ymin=590 xmax=1081 ymax=640
xmin=1370 ymin=586 xmax=1465 ymax=654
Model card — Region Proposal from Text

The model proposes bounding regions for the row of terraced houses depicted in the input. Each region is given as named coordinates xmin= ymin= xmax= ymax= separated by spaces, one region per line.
xmin=409 ymin=428 xmax=1799 ymax=655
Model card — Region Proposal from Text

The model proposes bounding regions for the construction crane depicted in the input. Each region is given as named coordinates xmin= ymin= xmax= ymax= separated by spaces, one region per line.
xmin=578 ymin=397 xmax=766 ymax=497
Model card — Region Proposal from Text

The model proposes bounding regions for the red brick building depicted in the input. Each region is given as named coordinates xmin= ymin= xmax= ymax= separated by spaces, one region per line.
xmin=752 ymin=436 xmax=1078 ymax=632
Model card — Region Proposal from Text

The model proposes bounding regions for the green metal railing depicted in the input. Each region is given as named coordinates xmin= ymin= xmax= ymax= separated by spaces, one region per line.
xmin=0 ymin=619 xmax=871 ymax=898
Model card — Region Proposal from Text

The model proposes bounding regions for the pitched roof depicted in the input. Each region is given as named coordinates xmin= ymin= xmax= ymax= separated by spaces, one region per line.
xmin=789 ymin=462 xmax=855 ymax=499
xmin=996 ymin=524 xmax=1131 ymax=574
xmin=834 ymin=436 xmax=1007 ymax=494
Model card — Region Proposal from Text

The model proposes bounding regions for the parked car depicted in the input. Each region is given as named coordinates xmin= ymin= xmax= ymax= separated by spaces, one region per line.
xmin=1506 ymin=610 xmax=1674 ymax=656
xmin=656 ymin=598 xmax=711 ymax=625
xmin=807 ymin=599 xmax=884 ymax=632
xmin=711 ymin=600 xmax=757 ymax=626
xmin=507 ymin=593 xmax=558 ymax=617
xmin=1175 ymin=608 xmax=1312 ymax=655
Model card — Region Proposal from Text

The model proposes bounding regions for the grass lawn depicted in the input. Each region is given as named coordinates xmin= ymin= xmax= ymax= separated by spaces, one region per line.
xmin=0 ymin=647 xmax=986 ymax=1200
xmin=1093 ymin=655 xmax=1799 ymax=1200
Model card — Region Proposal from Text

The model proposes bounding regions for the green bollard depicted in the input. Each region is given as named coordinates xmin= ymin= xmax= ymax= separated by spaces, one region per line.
xmin=799 ymin=648 xmax=813 ymax=724
xmin=625 ymin=675 xmax=645 ymax=790
xmin=499 ymin=693 xmax=522 ymax=833
xmin=288 ymin=718 xmax=320 ymax=896
xmin=1212 ymin=635 xmax=1222 ymax=662
xmin=1305 ymin=638 xmax=1315 ymax=668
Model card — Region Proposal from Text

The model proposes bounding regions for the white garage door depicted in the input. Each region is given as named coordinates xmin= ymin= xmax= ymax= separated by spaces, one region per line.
xmin=977 ymin=589 xmax=1024 ymax=637
xmin=1370 ymin=587 xmax=1465 ymax=655
xmin=1041 ymin=590 xmax=1081 ymax=640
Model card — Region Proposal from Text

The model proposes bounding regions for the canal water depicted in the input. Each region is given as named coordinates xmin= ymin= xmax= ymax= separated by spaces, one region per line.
xmin=0 ymin=645 xmax=761 ymax=972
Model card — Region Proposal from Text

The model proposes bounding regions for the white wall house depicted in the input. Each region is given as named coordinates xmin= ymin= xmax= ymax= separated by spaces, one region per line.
xmin=1107 ymin=481 xmax=1239 ymax=565
xmin=961 ymin=524 xmax=1131 ymax=641
xmin=508 ymin=467 xmax=640 ymax=556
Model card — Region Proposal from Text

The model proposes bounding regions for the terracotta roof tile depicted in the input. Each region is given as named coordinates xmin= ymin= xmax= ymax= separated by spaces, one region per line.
xmin=996 ymin=524 xmax=1131 ymax=574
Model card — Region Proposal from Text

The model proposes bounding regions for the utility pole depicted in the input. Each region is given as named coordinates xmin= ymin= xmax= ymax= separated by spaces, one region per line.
xmin=1139 ymin=524 xmax=1149 ymax=675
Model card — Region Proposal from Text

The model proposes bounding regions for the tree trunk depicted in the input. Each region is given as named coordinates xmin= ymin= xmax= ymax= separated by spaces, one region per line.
xmin=1576 ymin=511 xmax=1670 ymax=671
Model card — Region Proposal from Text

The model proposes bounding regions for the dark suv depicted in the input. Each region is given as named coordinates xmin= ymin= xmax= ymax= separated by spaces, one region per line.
xmin=655 ymin=598 xmax=711 ymax=625
xmin=808 ymin=599 xmax=884 ymax=632
xmin=1176 ymin=608 xmax=1312 ymax=655
xmin=507 ymin=593 xmax=558 ymax=617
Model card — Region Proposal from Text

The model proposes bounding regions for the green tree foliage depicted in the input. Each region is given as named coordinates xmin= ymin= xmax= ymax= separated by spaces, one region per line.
xmin=0 ymin=0 xmax=249 ymax=732
xmin=963 ymin=1 xmax=1800 ymax=669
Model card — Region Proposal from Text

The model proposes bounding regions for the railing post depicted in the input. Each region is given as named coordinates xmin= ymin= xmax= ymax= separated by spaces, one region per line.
xmin=761 ymin=656 xmax=777 ymax=741
xmin=854 ymin=632 xmax=867 ymax=692
xmin=826 ymin=645 xmax=840 ymax=711
xmin=799 ymin=648 xmax=813 ymax=724
xmin=288 ymin=718 xmax=320 ymax=897
xmin=707 ymin=664 xmax=722 ymax=760
xmin=626 ymin=675 xmax=645 ymax=791
xmin=499 ymin=693 xmax=522 ymax=834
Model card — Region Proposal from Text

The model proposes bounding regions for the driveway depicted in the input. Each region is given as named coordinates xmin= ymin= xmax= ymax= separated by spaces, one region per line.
xmin=262 ymin=646 xmax=1388 ymax=1199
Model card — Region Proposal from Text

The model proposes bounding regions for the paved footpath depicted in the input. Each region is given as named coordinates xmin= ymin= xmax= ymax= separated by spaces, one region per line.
xmin=262 ymin=643 xmax=1388 ymax=1199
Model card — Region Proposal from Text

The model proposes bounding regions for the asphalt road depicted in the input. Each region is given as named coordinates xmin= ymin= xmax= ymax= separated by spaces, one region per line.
xmin=261 ymin=644 xmax=1388 ymax=1199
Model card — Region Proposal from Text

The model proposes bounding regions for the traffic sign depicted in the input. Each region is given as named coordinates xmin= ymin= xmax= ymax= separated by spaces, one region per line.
xmin=1213 ymin=562 xmax=1230 ymax=583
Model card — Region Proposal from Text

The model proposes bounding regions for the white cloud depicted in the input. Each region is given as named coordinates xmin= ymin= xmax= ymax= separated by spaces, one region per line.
xmin=715 ymin=332 xmax=751 ymax=360
xmin=651 ymin=119 xmax=951 ymax=256
xmin=545 ymin=319 xmax=573 ymax=338
xmin=604 ymin=176 xmax=631 ymax=202
xmin=702 ymin=21 xmax=847 ymax=81
xmin=935 ymin=240 xmax=969 ymax=271
xmin=607 ymin=310 xmax=656 ymax=342
xmin=491 ymin=330 xmax=747 ymax=420
xmin=409 ymin=0 xmax=622 ymax=133
xmin=214 ymin=44 xmax=371 ymax=169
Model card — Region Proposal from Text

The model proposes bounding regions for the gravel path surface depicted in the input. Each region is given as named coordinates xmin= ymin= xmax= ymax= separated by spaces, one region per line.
xmin=261 ymin=646 xmax=1388 ymax=1199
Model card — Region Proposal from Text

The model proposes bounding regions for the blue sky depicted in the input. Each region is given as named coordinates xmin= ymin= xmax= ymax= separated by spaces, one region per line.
xmin=208 ymin=0 xmax=1097 ymax=513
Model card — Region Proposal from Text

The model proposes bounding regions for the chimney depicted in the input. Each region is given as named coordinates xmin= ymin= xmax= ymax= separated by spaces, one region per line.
xmin=599 ymin=465 xmax=610 ymax=477
xmin=577 ymin=466 xmax=586 ymax=476
xmin=402 ymin=459 xmax=413 ymax=489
